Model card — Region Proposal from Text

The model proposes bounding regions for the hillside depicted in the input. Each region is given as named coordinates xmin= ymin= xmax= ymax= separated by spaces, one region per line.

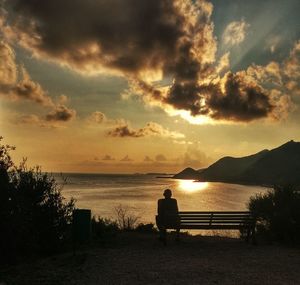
xmin=200 ymin=149 xmax=269 ymax=182
xmin=173 ymin=167 xmax=201 ymax=179
xmin=241 ymin=140 xmax=300 ymax=185
xmin=174 ymin=140 xmax=300 ymax=185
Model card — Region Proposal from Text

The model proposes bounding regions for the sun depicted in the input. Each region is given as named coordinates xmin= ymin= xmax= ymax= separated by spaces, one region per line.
xmin=178 ymin=180 xmax=209 ymax=193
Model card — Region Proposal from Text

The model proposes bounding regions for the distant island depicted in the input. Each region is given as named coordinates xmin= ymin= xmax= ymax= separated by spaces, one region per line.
xmin=146 ymin=172 xmax=174 ymax=176
xmin=174 ymin=140 xmax=300 ymax=186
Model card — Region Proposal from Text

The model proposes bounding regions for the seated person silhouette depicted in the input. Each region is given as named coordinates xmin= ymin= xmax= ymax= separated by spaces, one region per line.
xmin=156 ymin=189 xmax=180 ymax=244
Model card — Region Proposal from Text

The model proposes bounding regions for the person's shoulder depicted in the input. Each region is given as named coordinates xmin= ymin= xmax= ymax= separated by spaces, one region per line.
xmin=171 ymin=198 xmax=178 ymax=202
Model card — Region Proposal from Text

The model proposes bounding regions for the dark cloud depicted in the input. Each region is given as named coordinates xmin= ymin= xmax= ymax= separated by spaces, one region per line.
xmin=203 ymin=72 xmax=274 ymax=121
xmin=107 ymin=122 xmax=184 ymax=138
xmin=15 ymin=113 xmax=72 ymax=128
xmin=5 ymin=0 xmax=200 ymax=73
xmin=12 ymin=67 xmax=54 ymax=106
xmin=45 ymin=105 xmax=76 ymax=122
xmin=108 ymin=125 xmax=139 ymax=138
xmin=2 ymin=0 xmax=294 ymax=123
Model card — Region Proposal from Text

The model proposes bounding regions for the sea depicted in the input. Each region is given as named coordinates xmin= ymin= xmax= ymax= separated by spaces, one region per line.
xmin=55 ymin=173 xmax=267 ymax=226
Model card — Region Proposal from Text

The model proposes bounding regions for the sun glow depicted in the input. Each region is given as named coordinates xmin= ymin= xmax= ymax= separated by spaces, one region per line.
xmin=178 ymin=180 xmax=209 ymax=193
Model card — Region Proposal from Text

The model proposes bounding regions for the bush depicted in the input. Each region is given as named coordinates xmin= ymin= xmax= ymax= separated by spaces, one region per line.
xmin=0 ymin=138 xmax=75 ymax=264
xmin=135 ymin=223 xmax=157 ymax=233
xmin=114 ymin=204 xmax=140 ymax=231
xmin=91 ymin=216 xmax=119 ymax=240
xmin=248 ymin=185 xmax=300 ymax=244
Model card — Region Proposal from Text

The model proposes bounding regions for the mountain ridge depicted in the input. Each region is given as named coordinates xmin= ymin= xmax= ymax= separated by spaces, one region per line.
xmin=173 ymin=140 xmax=300 ymax=185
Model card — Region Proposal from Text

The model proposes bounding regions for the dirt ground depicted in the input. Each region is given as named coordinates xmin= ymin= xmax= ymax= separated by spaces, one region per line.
xmin=2 ymin=232 xmax=300 ymax=285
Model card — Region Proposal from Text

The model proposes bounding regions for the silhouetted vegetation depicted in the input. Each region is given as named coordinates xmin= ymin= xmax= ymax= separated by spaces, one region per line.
xmin=91 ymin=210 xmax=155 ymax=242
xmin=0 ymin=137 xmax=75 ymax=265
xmin=115 ymin=204 xmax=140 ymax=230
xmin=135 ymin=223 xmax=157 ymax=233
xmin=248 ymin=185 xmax=300 ymax=244
xmin=91 ymin=216 xmax=119 ymax=241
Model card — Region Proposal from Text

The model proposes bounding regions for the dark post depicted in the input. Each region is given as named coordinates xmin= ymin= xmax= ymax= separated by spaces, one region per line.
xmin=72 ymin=209 xmax=91 ymax=248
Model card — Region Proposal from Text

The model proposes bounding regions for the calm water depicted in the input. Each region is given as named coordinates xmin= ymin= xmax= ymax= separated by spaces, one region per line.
xmin=55 ymin=173 xmax=267 ymax=224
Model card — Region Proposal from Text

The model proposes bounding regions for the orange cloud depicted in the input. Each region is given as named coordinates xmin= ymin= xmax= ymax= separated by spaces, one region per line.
xmin=45 ymin=105 xmax=76 ymax=122
xmin=107 ymin=121 xmax=185 ymax=139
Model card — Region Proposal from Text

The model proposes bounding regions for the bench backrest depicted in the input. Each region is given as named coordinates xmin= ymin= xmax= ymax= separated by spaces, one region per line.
xmin=178 ymin=211 xmax=255 ymax=229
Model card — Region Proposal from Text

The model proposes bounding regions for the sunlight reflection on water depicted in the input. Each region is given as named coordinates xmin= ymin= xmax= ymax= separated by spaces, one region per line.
xmin=58 ymin=174 xmax=267 ymax=229
xmin=178 ymin=180 xmax=209 ymax=193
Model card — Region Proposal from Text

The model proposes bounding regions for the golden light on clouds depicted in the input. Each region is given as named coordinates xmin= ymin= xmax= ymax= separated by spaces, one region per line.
xmin=0 ymin=0 xmax=299 ymax=173
xmin=169 ymin=109 xmax=213 ymax=125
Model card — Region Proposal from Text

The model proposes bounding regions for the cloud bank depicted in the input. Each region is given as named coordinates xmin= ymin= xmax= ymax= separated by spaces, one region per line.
xmin=87 ymin=111 xmax=185 ymax=139
xmin=0 ymin=40 xmax=76 ymax=126
xmin=0 ymin=41 xmax=53 ymax=106
xmin=1 ymin=0 xmax=297 ymax=123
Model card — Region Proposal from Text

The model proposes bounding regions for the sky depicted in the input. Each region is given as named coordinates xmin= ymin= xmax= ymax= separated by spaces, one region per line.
xmin=0 ymin=0 xmax=299 ymax=173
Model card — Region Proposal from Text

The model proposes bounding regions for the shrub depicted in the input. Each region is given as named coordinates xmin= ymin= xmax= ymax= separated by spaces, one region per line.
xmin=91 ymin=216 xmax=119 ymax=239
xmin=0 ymin=138 xmax=75 ymax=264
xmin=248 ymin=185 xmax=300 ymax=244
xmin=135 ymin=223 xmax=157 ymax=233
xmin=114 ymin=204 xmax=140 ymax=231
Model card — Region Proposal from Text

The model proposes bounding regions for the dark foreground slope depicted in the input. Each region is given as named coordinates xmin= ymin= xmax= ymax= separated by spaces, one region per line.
xmin=3 ymin=233 xmax=300 ymax=285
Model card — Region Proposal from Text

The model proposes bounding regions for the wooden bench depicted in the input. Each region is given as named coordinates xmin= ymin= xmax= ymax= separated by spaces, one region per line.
xmin=159 ymin=211 xmax=256 ymax=243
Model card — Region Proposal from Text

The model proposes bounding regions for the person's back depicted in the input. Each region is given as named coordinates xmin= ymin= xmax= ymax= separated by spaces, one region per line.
xmin=158 ymin=197 xmax=178 ymax=218
xmin=156 ymin=189 xmax=180 ymax=243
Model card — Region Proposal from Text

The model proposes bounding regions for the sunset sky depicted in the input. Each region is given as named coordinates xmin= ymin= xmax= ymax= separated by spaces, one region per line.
xmin=0 ymin=0 xmax=299 ymax=173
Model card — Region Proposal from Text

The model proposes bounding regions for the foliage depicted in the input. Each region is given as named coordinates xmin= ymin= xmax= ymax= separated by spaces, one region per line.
xmin=135 ymin=223 xmax=157 ymax=233
xmin=0 ymin=137 xmax=75 ymax=264
xmin=114 ymin=204 xmax=140 ymax=231
xmin=248 ymin=185 xmax=300 ymax=244
xmin=91 ymin=216 xmax=119 ymax=240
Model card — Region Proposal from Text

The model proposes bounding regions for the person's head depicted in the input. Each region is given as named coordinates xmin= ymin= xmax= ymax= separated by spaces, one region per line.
xmin=163 ymin=189 xmax=172 ymax=199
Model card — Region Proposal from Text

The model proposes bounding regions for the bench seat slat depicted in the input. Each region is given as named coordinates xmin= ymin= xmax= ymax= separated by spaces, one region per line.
xmin=179 ymin=215 xmax=251 ymax=218
xmin=179 ymin=211 xmax=250 ymax=214
xmin=180 ymin=217 xmax=253 ymax=221
xmin=180 ymin=221 xmax=253 ymax=225
xmin=179 ymin=225 xmax=249 ymax=230
xmin=158 ymin=211 xmax=256 ymax=243
xmin=179 ymin=214 xmax=251 ymax=217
